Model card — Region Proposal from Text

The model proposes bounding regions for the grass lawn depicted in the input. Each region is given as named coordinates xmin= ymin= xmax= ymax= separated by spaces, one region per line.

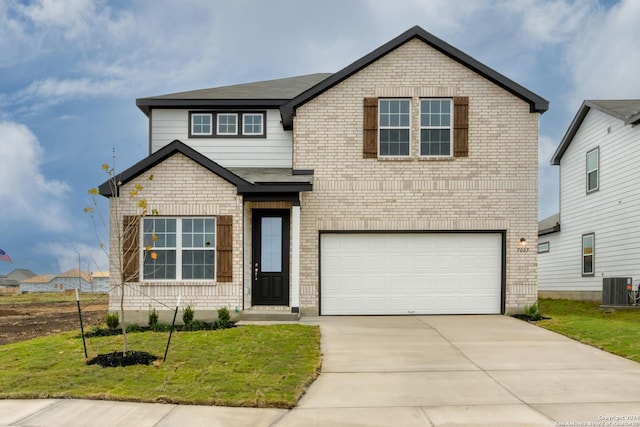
xmin=537 ymin=298 xmax=640 ymax=363
xmin=0 ymin=324 xmax=321 ymax=408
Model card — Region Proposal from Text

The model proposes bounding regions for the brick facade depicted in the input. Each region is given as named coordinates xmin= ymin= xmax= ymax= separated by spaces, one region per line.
xmin=108 ymin=153 xmax=244 ymax=321
xmin=293 ymin=39 xmax=539 ymax=314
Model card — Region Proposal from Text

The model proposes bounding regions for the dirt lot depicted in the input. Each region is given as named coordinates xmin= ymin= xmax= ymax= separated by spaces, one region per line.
xmin=0 ymin=299 xmax=108 ymax=346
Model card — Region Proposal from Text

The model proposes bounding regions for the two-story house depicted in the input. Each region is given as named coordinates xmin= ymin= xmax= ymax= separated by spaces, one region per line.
xmin=99 ymin=26 xmax=548 ymax=322
xmin=539 ymin=100 xmax=640 ymax=301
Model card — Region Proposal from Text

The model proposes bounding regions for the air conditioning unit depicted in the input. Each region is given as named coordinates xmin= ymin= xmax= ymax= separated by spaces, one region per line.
xmin=602 ymin=277 xmax=632 ymax=306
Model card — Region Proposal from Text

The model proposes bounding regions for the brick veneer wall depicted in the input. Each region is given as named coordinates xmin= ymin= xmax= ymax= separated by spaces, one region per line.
xmin=108 ymin=153 xmax=244 ymax=321
xmin=293 ymin=39 xmax=539 ymax=315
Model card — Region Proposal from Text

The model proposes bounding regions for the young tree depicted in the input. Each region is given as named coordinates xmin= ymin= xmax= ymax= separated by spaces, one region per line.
xmin=86 ymin=160 xmax=156 ymax=355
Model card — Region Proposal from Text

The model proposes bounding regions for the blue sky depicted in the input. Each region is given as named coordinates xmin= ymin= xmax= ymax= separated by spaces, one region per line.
xmin=0 ymin=0 xmax=637 ymax=275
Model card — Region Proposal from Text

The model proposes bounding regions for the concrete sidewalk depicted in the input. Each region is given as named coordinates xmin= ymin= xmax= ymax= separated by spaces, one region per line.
xmin=3 ymin=315 xmax=640 ymax=426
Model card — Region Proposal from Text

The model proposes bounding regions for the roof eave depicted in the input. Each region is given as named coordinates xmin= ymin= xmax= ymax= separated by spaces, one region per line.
xmin=551 ymin=102 xmax=591 ymax=165
xmin=136 ymin=98 xmax=290 ymax=117
xmin=98 ymin=140 xmax=252 ymax=197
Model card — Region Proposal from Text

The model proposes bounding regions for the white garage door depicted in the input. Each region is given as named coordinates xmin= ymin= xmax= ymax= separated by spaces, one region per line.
xmin=320 ymin=233 xmax=502 ymax=315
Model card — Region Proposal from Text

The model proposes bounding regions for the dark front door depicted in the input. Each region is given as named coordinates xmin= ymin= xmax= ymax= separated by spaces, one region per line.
xmin=252 ymin=209 xmax=290 ymax=306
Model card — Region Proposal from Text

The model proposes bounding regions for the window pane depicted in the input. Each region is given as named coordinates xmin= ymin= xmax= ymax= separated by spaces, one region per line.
xmin=583 ymin=255 xmax=593 ymax=274
xmin=261 ymin=217 xmax=282 ymax=272
xmin=243 ymin=114 xmax=263 ymax=135
xmin=192 ymin=114 xmax=212 ymax=134
xmin=182 ymin=249 xmax=215 ymax=279
xmin=587 ymin=150 xmax=598 ymax=170
xmin=144 ymin=250 xmax=176 ymax=279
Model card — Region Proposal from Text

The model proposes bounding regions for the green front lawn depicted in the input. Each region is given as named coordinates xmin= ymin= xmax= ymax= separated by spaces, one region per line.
xmin=0 ymin=324 xmax=321 ymax=408
xmin=537 ymin=298 xmax=640 ymax=363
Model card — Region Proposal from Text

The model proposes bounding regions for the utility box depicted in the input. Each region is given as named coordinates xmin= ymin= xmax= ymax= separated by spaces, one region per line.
xmin=602 ymin=277 xmax=632 ymax=306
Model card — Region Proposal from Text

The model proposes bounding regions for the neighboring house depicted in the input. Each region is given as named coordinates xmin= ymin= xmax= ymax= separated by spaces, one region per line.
xmin=539 ymin=100 xmax=640 ymax=301
xmin=19 ymin=269 xmax=107 ymax=294
xmin=0 ymin=269 xmax=36 ymax=292
xmin=99 ymin=25 xmax=548 ymax=320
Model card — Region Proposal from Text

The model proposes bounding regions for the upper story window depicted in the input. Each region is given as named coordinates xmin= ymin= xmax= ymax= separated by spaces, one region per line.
xmin=582 ymin=233 xmax=594 ymax=276
xmin=217 ymin=113 xmax=238 ymax=135
xmin=189 ymin=111 xmax=266 ymax=138
xmin=143 ymin=217 xmax=216 ymax=280
xmin=586 ymin=147 xmax=599 ymax=193
xmin=379 ymin=99 xmax=411 ymax=156
xmin=420 ymin=99 xmax=452 ymax=157
xmin=243 ymin=113 xmax=264 ymax=135
xmin=191 ymin=113 xmax=213 ymax=136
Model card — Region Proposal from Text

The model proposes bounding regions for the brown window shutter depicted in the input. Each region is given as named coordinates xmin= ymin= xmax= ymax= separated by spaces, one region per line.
xmin=363 ymin=98 xmax=378 ymax=158
xmin=453 ymin=96 xmax=469 ymax=157
xmin=216 ymin=215 xmax=233 ymax=282
xmin=122 ymin=215 xmax=140 ymax=282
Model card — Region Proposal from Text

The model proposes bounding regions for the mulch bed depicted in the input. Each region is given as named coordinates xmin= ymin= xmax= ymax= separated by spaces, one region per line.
xmin=87 ymin=351 xmax=158 ymax=368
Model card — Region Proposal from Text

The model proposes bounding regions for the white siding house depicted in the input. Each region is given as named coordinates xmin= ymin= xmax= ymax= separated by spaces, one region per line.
xmin=539 ymin=100 xmax=640 ymax=301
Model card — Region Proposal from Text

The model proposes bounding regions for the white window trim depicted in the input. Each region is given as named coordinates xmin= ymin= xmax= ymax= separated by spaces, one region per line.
xmin=217 ymin=113 xmax=238 ymax=136
xmin=419 ymin=98 xmax=453 ymax=157
xmin=586 ymin=147 xmax=599 ymax=193
xmin=142 ymin=217 xmax=216 ymax=281
xmin=242 ymin=113 xmax=264 ymax=136
xmin=378 ymin=98 xmax=411 ymax=158
xmin=190 ymin=113 xmax=213 ymax=136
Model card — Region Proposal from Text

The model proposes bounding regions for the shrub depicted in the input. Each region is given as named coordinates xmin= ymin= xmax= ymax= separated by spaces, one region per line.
xmin=212 ymin=307 xmax=234 ymax=330
xmin=182 ymin=305 xmax=195 ymax=326
xmin=106 ymin=312 xmax=119 ymax=330
xmin=524 ymin=302 xmax=543 ymax=321
xmin=148 ymin=308 xmax=159 ymax=329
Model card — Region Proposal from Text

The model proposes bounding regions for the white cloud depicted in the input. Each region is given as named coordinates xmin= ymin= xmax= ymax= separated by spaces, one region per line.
xmin=36 ymin=241 xmax=108 ymax=274
xmin=566 ymin=0 xmax=640 ymax=105
xmin=0 ymin=121 xmax=72 ymax=231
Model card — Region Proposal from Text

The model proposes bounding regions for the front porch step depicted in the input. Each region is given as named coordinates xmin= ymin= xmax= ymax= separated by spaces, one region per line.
xmin=236 ymin=310 xmax=301 ymax=322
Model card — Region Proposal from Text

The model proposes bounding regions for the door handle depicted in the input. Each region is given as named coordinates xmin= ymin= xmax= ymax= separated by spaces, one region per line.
xmin=254 ymin=263 xmax=259 ymax=281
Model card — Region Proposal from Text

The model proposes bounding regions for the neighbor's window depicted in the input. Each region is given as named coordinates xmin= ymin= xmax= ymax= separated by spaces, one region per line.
xmin=420 ymin=99 xmax=452 ymax=156
xmin=217 ymin=113 xmax=238 ymax=135
xmin=191 ymin=113 xmax=213 ymax=136
xmin=538 ymin=242 xmax=550 ymax=253
xmin=379 ymin=99 xmax=410 ymax=156
xmin=587 ymin=148 xmax=599 ymax=193
xmin=143 ymin=217 xmax=216 ymax=280
xmin=582 ymin=233 xmax=594 ymax=276
xmin=243 ymin=113 xmax=264 ymax=135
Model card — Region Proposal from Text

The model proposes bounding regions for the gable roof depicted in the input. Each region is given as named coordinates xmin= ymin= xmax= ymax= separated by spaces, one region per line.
xmin=280 ymin=25 xmax=549 ymax=129
xmin=136 ymin=73 xmax=332 ymax=117
xmin=551 ymin=99 xmax=640 ymax=165
xmin=98 ymin=140 xmax=312 ymax=197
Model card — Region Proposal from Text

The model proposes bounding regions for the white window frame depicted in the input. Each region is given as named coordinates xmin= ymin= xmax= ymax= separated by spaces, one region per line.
xmin=419 ymin=98 xmax=453 ymax=157
xmin=582 ymin=233 xmax=595 ymax=276
xmin=537 ymin=242 xmax=550 ymax=253
xmin=217 ymin=113 xmax=238 ymax=136
xmin=242 ymin=113 xmax=264 ymax=136
xmin=142 ymin=217 xmax=216 ymax=281
xmin=378 ymin=98 xmax=411 ymax=157
xmin=586 ymin=147 xmax=599 ymax=193
xmin=190 ymin=113 xmax=213 ymax=136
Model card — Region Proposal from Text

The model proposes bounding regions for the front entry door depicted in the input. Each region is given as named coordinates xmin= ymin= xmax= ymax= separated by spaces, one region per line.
xmin=252 ymin=209 xmax=290 ymax=306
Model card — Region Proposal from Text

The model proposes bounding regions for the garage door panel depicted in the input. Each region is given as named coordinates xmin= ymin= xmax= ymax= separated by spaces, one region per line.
xmin=321 ymin=233 xmax=502 ymax=315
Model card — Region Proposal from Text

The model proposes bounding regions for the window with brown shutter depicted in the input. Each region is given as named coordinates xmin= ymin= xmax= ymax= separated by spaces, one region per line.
xmin=122 ymin=215 xmax=140 ymax=283
xmin=453 ymin=96 xmax=469 ymax=157
xmin=363 ymin=98 xmax=378 ymax=158
xmin=216 ymin=215 xmax=233 ymax=282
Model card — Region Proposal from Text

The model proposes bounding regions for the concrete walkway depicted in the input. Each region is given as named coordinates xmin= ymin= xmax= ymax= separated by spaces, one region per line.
xmin=3 ymin=315 xmax=640 ymax=426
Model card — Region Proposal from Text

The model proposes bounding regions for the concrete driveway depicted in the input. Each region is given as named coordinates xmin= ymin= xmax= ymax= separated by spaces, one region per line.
xmin=3 ymin=315 xmax=640 ymax=426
